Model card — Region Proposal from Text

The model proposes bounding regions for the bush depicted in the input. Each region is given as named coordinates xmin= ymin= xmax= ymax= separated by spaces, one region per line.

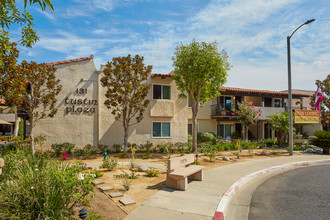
xmin=74 ymin=148 xmax=85 ymax=156
xmin=112 ymin=144 xmax=121 ymax=153
xmin=84 ymin=144 xmax=97 ymax=157
xmin=201 ymin=145 xmax=218 ymax=162
xmin=145 ymin=168 xmax=160 ymax=177
xmin=311 ymin=130 xmax=330 ymax=148
xmin=231 ymin=131 xmax=241 ymax=139
xmin=51 ymin=142 xmax=75 ymax=156
xmin=115 ymin=170 xmax=139 ymax=179
xmin=302 ymin=132 xmax=309 ymax=139
xmin=198 ymin=132 xmax=216 ymax=144
xmin=97 ymin=144 xmax=109 ymax=153
xmin=100 ymin=158 xmax=118 ymax=171
xmin=263 ymin=139 xmax=277 ymax=148
xmin=0 ymin=154 xmax=94 ymax=219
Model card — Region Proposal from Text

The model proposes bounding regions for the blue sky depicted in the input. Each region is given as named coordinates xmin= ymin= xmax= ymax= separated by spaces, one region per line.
xmin=14 ymin=0 xmax=330 ymax=91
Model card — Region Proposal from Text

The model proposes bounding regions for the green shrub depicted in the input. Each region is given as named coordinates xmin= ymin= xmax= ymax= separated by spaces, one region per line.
xmin=311 ymin=130 xmax=330 ymax=148
xmin=201 ymin=145 xmax=218 ymax=162
xmin=144 ymin=141 xmax=153 ymax=154
xmin=100 ymin=158 xmax=118 ymax=171
xmin=157 ymin=144 xmax=166 ymax=153
xmin=74 ymin=148 xmax=85 ymax=156
xmin=198 ymin=132 xmax=216 ymax=144
xmin=231 ymin=131 xmax=241 ymax=139
xmin=120 ymin=151 xmax=127 ymax=158
xmin=84 ymin=144 xmax=97 ymax=157
xmin=115 ymin=170 xmax=139 ymax=179
xmin=302 ymin=132 xmax=309 ymax=139
xmin=51 ymin=142 xmax=75 ymax=156
xmin=87 ymin=168 xmax=103 ymax=178
xmin=97 ymin=144 xmax=109 ymax=153
xmin=263 ymin=138 xmax=277 ymax=147
xmin=142 ymin=154 xmax=150 ymax=159
xmin=112 ymin=144 xmax=121 ymax=153
xmin=122 ymin=180 xmax=132 ymax=191
xmin=0 ymin=154 xmax=94 ymax=219
xmin=145 ymin=168 xmax=160 ymax=177
xmin=215 ymin=142 xmax=225 ymax=151
xmin=293 ymin=145 xmax=303 ymax=151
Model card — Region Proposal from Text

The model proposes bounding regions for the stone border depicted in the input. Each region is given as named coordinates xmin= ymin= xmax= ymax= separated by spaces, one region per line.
xmin=213 ymin=159 xmax=330 ymax=220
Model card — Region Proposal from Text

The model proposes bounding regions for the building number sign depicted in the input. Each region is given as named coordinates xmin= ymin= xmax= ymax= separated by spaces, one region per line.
xmin=65 ymin=87 xmax=97 ymax=115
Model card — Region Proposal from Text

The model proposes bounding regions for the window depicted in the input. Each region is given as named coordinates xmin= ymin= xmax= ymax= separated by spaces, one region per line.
xmin=188 ymin=123 xmax=199 ymax=135
xmin=274 ymin=99 xmax=281 ymax=107
xmin=264 ymin=98 xmax=272 ymax=107
xmin=152 ymin=122 xmax=171 ymax=138
xmin=153 ymin=84 xmax=171 ymax=100
xmin=217 ymin=124 xmax=232 ymax=139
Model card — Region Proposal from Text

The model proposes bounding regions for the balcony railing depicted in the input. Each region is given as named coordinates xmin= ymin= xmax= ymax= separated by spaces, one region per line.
xmin=210 ymin=104 xmax=237 ymax=117
xmin=285 ymin=106 xmax=307 ymax=111
xmin=211 ymin=104 xmax=308 ymax=117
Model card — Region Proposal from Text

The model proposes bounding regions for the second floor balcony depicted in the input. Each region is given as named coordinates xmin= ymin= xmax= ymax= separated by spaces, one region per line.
xmin=211 ymin=104 xmax=307 ymax=119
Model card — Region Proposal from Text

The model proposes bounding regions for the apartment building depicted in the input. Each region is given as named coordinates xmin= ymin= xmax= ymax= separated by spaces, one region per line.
xmin=0 ymin=57 xmax=316 ymax=147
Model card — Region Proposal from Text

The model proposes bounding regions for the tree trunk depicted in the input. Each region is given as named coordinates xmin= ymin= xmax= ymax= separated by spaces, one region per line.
xmin=192 ymin=113 xmax=198 ymax=153
xmin=14 ymin=117 xmax=20 ymax=137
xmin=30 ymin=122 xmax=35 ymax=155
xmin=244 ymin=125 xmax=248 ymax=141
xmin=123 ymin=122 xmax=129 ymax=152
xmin=277 ymin=130 xmax=286 ymax=147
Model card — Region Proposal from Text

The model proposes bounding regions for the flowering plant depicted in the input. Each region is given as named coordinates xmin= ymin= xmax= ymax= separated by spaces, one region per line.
xmin=231 ymin=101 xmax=262 ymax=140
xmin=59 ymin=151 xmax=70 ymax=160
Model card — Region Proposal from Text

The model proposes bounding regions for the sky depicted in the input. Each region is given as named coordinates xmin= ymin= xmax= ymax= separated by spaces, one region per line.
xmin=13 ymin=0 xmax=330 ymax=91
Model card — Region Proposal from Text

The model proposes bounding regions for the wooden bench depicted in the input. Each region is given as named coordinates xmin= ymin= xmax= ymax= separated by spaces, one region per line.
xmin=166 ymin=154 xmax=205 ymax=191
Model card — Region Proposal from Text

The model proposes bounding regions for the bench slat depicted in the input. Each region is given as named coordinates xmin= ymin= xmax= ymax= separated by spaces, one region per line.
xmin=169 ymin=165 xmax=204 ymax=178
xmin=168 ymin=154 xmax=195 ymax=170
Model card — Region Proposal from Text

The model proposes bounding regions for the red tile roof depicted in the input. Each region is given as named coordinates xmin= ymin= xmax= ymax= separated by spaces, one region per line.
xmin=151 ymin=71 xmax=174 ymax=78
xmin=46 ymin=56 xmax=93 ymax=66
xmin=220 ymin=87 xmax=310 ymax=97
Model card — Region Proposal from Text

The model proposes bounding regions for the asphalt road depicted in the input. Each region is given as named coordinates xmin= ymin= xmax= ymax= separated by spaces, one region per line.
xmin=249 ymin=164 xmax=330 ymax=220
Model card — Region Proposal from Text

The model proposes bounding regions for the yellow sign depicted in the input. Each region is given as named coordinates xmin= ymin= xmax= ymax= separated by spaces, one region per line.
xmin=295 ymin=110 xmax=319 ymax=124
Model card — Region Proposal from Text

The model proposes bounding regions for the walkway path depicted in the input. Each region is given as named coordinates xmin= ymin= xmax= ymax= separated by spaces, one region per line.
xmin=124 ymin=154 xmax=330 ymax=220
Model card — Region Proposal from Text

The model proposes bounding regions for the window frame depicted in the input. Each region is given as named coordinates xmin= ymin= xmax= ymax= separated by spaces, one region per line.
xmin=218 ymin=124 xmax=232 ymax=139
xmin=152 ymin=84 xmax=171 ymax=100
xmin=274 ymin=98 xmax=281 ymax=108
xmin=188 ymin=123 xmax=199 ymax=135
xmin=152 ymin=121 xmax=171 ymax=138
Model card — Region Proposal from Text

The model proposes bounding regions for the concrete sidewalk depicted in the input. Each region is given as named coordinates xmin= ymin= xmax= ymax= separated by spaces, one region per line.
xmin=124 ymin=154 xmax=330 ymax=220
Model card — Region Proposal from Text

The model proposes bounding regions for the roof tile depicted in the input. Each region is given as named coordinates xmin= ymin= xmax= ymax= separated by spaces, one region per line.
xmin=46 ymin=56 xmax=93 ymax=66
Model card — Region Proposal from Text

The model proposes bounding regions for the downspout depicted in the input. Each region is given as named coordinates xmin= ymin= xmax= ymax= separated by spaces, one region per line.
xmin=96 ymin=70 xmax=101 ymax=146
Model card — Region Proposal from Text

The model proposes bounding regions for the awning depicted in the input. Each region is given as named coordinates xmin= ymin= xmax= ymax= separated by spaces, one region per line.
xmin=0 ymin=119 xmax=12 ymax=125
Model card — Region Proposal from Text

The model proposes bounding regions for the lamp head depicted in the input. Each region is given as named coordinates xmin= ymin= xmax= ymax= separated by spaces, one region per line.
xmin=304 ymin=19 xmax=315 ymax=25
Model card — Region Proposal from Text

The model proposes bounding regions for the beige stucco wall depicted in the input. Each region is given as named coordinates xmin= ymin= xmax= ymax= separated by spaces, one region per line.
xmin=98 ymin=76 xmax=197 ymax=147
xmin=34 ymin=59 xmax=98 ymax=148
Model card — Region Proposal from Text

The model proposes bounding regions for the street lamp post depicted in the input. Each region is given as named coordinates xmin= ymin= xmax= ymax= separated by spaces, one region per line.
xmin=287 ymin=19 xmax=315 ymax=156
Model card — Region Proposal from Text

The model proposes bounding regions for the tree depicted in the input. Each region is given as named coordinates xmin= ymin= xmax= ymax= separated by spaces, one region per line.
xmin=0 ymin=44 xmax=62 ymax=154
xmin=172 ymin=40 xmax=230 ymax=153
xmin=0 ymin=0 xmax=53 ymax=65
xmin=310 ymin=74 xmax=330 ymax=129
xmin=100 ymin=54 xmax=152 ymax=152
xmin=266 ymin=111 xmax=289 ymax=147
xmin=231 ymin=101 xmax=261 ymax=141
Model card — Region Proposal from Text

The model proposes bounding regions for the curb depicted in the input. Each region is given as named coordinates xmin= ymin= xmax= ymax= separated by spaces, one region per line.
xmin=213 ymin=159 xmax=330 ymax=220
